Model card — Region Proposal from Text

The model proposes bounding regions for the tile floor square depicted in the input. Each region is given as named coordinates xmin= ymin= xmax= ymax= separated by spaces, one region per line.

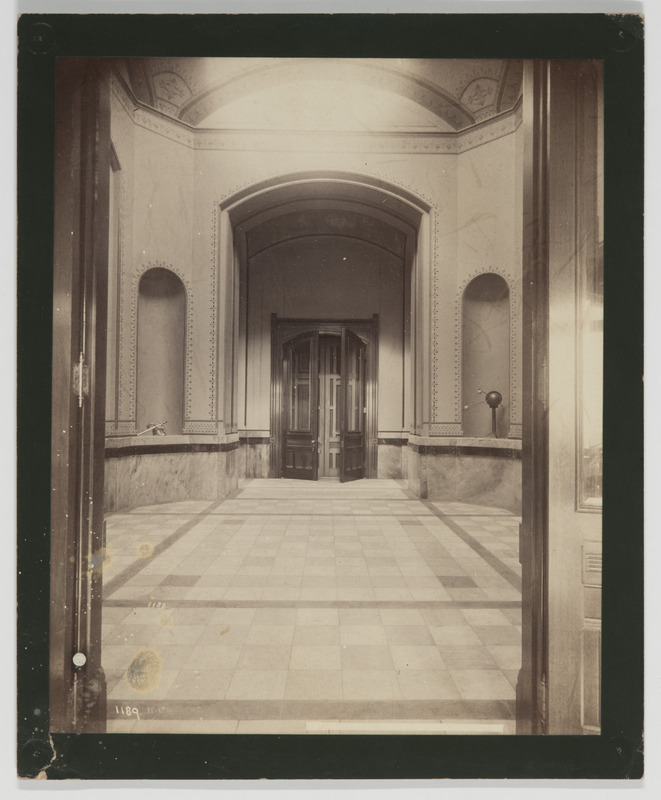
xmin=429 ymin=626 xmax=484 ymax=646
xmin=284 ymin=670 xmax=343 ymax=700
xmin=341 ymin=645 xmax=394 ymax=671
xmin=440 ymin=646 xmax=499 ymax=670
xmin=342 ymin=670 xmax=401 ymax=701
xmin=203 ymin=625 xmax=251 ymax=647
xmin=253 ymin=608 xmax=298 ymax=626
xmin=339 ymin=625 xmax=388 ymax=646
xmin=396 ymin=669 xmax=460 ymax=700
xmin=237 ymin=645 xmax=292 ymax=670
xmin=290 ymin=645 xmax=342 ymax=670
xmin=188 ymin=644 xmax=242 ymax=670
xmin=296 ymin=608 xmax=339 ymax=626
xmin=225 ymin=670 xmax=288 ymax=700
xmin=390 ymin=645 xmax=446 ymax=671
xmin=245 ymin=625 xmax=296 ymax=646
xmin=293 ymin=625 xmax=340 ymax=646
xmin=167 ymin=668 xmax=234 ymax=700
xmin=338 ymin=608 xmax=382 ymax=625
xmin=383 ymin=626 xmax=435 ymax=646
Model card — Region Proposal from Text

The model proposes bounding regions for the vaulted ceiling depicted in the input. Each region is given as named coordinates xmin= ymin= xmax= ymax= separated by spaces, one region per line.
xmin=116 ymin=58 xmax=522 ymax=133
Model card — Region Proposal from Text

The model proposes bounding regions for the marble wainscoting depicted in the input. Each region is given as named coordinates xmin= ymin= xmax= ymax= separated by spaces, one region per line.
xmin=240 ymin=434 xmax=271 ymax=479
xmin=407 ymin=436 xmax=522 ymax=514
xmin=104 ymin=435 xmax=239 ymax=512
xmin=377 ymin=438 xmax=408 ymax=479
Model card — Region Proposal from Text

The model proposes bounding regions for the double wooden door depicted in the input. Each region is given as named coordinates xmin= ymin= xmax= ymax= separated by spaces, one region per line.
xmin=282 ymin=329 xmax=366 ymax=482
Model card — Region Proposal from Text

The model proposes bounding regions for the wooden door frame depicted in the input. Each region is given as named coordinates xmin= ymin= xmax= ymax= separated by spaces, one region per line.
xmin=518 ymin=59 xmax=550 ymax=735
xmin=49 ymin=59 xmax=111 ymax=732
xmin=270 ymin=314 xmax=378 ymax=479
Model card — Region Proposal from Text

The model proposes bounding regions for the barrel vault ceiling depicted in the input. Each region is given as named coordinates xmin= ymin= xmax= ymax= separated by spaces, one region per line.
xmin=116 ymin=58 xmax=523 ymax=134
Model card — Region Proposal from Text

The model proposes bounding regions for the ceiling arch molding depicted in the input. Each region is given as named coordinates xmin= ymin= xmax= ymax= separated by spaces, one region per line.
xmin=178 ymin=59 xmax=476 ymax=130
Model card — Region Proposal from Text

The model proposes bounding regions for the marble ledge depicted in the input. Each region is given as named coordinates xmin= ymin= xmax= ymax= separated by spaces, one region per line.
xmin=105 ymin=433 xmax=239 ymax=450
xmin=407 ymin=435 xmax=522 ymax=451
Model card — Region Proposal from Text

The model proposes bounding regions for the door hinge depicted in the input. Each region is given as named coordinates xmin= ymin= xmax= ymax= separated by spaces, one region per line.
xmin=73 ymin=352 xmax=89 ymax=407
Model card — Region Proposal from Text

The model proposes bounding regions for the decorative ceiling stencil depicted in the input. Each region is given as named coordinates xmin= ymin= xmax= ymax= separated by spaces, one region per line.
xmin=153 ymin=71 xmax=192 ymax=110
xmin=119 ymin=58 xmax=523 ymax=135
xmin=460 ymin=78 xmax=499 ymax=118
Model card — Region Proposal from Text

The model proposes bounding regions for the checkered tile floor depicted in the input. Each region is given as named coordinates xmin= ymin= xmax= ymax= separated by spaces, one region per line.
xmin=102 ymin=479 xmax=521 ymax=734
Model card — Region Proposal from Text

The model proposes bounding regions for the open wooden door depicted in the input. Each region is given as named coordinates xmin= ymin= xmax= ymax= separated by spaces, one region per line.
xmin=339 ymin=328 xmax=366 ymax=483
xmin=519 ymin=61 xmax=604 ymax=735
xmin=282 ymin=331 xmax=319 ymax=480
xmin=49 ymin=59 xmax=110 ymax=732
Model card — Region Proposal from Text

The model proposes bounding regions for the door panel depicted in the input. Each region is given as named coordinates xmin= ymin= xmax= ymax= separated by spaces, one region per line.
xmin=318 ymin=337 xmax=341 ymax=477
xmin=340 ymin=328 xmax=366 ymax=482
xmin=282 ymin=332 xmax=319 ymax=480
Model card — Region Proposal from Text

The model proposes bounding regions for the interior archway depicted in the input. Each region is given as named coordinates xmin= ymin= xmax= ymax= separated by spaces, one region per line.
xmin=220 ymin=173 xmax=429 ymax=480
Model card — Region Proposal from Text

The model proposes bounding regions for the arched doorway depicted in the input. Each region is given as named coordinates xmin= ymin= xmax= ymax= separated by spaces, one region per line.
xmin=219 ymin=172 xmax=429 ymax=482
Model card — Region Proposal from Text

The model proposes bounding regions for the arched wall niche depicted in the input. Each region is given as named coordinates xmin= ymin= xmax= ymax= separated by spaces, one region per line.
xmin=136 ymin=267 xmax=187 ymax=435
xmin=461 ymin=272 xmax=511 ymax=438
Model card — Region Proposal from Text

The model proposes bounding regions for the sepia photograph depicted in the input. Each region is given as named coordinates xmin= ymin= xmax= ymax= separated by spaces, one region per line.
xmin=16 ymin=9 xmax=644 ymax=781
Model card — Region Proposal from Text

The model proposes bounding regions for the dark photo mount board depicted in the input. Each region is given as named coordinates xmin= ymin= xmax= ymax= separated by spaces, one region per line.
xmin=16 ymin=12 xmax=643 ymax=781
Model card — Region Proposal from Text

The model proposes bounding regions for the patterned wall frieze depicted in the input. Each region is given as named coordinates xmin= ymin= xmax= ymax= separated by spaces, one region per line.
xmin=509 ymin=422 xmax=523 ymax=439
xmin=126 ymin=97 xmax=521 ymax=155
xmin=196 ymin=107 xmax=520 ymax=153
xmin=105 ymin=421 xmax=136 ymax=437
xmin=134 ymin=107 xmax=196 ymax=148
xmin=183 ymin=420 xmax=219 ymax=435
xmin=458 ymin=99 xmax=522 ymax=153
xmin=127 ymin=262 xmax=196 ymax=429
xmin=454 ymin=267 xmax=522 ymax=437
xmin=429 ymin=422 xmax=464 ymax=436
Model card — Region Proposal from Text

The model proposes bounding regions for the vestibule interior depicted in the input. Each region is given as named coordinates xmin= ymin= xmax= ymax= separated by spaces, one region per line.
xmin=51 ymin=58 xmax=603 ymax=736
xmin=103 ymin=58 xmax=526 ymax=513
